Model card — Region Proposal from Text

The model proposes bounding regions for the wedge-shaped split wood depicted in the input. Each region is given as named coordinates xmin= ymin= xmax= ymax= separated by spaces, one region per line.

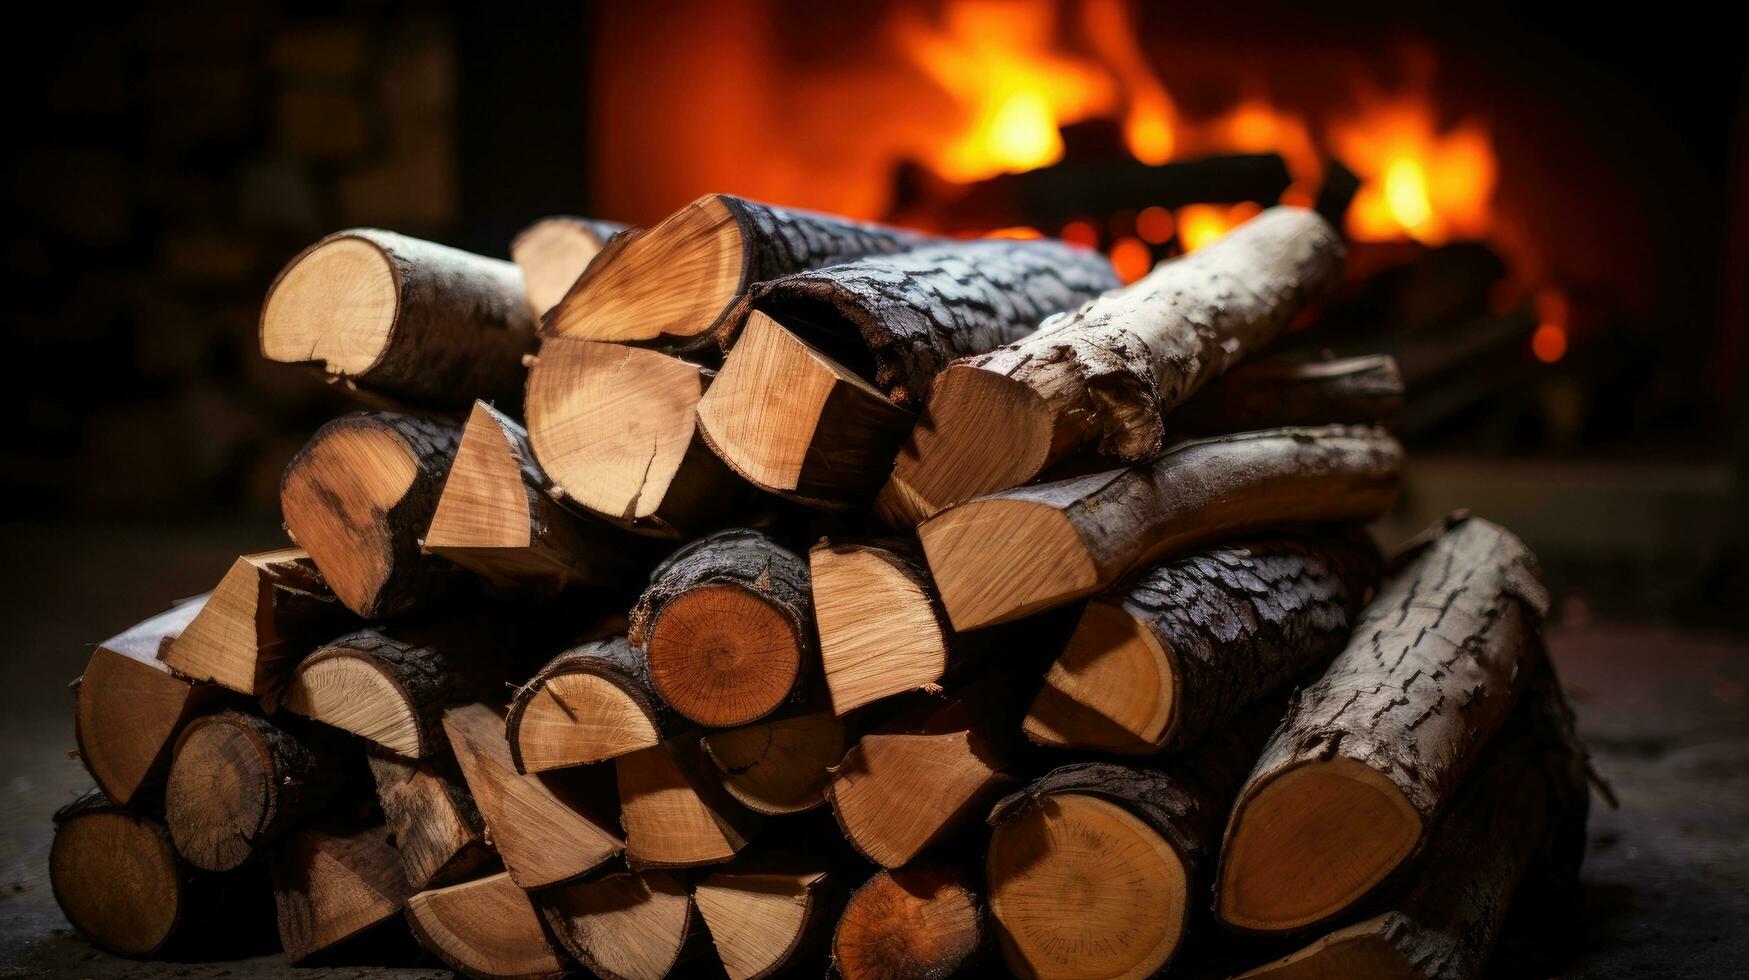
xmin=617 ymin=738 xmax=762 ymax=869
xmin=1217 ymin=513 xmax=1551 ymax=934
xmin=442 ymin=701 xmax=621 ymax=888
xmin=920 ymin=425 xmax=1404 ymax=630
xmin=511 ymin=215 xmax=626 ymax=319
xmin=1024 ymin=532 xmax=1381 ymax=754
xmin=695 ymin=865 xmax=836 ymax=980
xmin=366 ymin=747 xmax=490 ymax=891
xmin=880 ymin=206 xmax=1346 ymax=525
xmin=270 ymin=823 xmax=413 ymax=964
xmin=811 ymin=539 xmax=951 ymax=715
xmin=701 ymin=710 xmax=846 ymax=815
xmin=261 ymin=228 xmax=534 ymax=408
xmin=75 ymin=598 xmax=221 ymax=806
xmin=159 ymin=550 xmax=351 ymax=698
xmin=630 ymin=528 xmax=815 ymax=727
xmin=506 ymin=636 xmax=682 ymax=772
xmin=281 ymin=412 xmax=463 ymax=619
xmin=541 ymin=193 xmax=927 ymax=355
xmin=1167 ymin=354 xmax=1404 ymax=437
xmin=696 ymin=311 xmax=914 ymax=508
xmin=538 ymin=870 xmax=702 ymax=980
xmin=526 ymin=337 xmax=743 ymax=537
xmin=405 ymin=871 xmax=566 ymax=980
xmin=165 ymin=710 xmax=345 ymax=872
xmin=832 ymin=865 xmax=989 ymax=980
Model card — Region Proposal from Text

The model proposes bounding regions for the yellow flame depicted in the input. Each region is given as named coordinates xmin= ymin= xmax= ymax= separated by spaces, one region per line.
xmin=1332 ymin=97 xmax=1496 ymax=245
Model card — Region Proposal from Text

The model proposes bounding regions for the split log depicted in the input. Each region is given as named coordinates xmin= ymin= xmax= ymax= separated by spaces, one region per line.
xmin=742 ymin=237 xmax=1121 ymax=409
xmin=879 ymin=206 xmax=1345 ymax=525
xmin=280 ymin=412 xmax=464 ymax=619
xmin=441 ymin=701 xmax=623 ymax=888
xmin=1216 ymin=513 xmax=1550 ymax=934
xmin=426 ymin=400 xmax=652 ymax=594
xmin=538 ymin=870 xmax=704 ymax=980
xmin=629 ymin=528 xmax=814 ymax=727
xmin=270 ymin=823 xmax=413 ymax=964
xmin=164 ymin=710 xmax=345 ymax=871
xmin=511 ymin=215 xmax=627 ymax=319
xmin=695 ymin=311 xmax=915 ymax=508
xmin=700 ymin=709 xmax=847 ymax=815
xmin=695 ymin=864 xmax=838 ymax=980
xmin=260 ymin=228 xmax=534 ymax=408
xmin=1167 ymin=354 xmax=1404 ymax=437
xmin=365 ymin=747 xmax=491 ymax=890
xmin=811 ymin=539 xmax=948 ymax=715
xmin=50 ymin=790 xmax=268 ymax=958
xmin=919 ymin=425 xmax=1403 ymax=630
xmin=831 ymin=865 xmax=990 ymax=980
xmin=541 ymin=193 xmax=928 ymax=356
xmin=405 ymin=871 xmax=566 ymax=980
xmin=1024 ymin=531 xmax=1382 ymax=754
xmin=984 ymin=729 xmax=1262 ymax=979
xmin=74 ymin=598 xmax=222 ymax=806
xmin=158 ymin=549 xmax=351 ymax=698
xmin=616 ymin=737 xmax=762 ymax=869
xmin=1235 ymin=661 xmax=1589 ymax=980
xmin=506 ymin=636 xmax=685 ymax=772
xmin=525 ymin=337 xmax=745 ymax=537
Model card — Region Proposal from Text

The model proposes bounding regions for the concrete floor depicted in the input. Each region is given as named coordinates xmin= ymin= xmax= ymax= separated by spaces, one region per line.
xmin=0 ymin=521 xmax=1744 ymax=978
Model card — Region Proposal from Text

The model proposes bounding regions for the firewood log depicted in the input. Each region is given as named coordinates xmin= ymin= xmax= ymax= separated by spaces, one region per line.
xmin=73 ymin=598 xmax=222 ymax=806
xmin=616 ymin=737 xmax=763 ymax=869
xmin=505 ymin=635 xmax=686 ymax=772
xmin=365 ymin=747 xmax=491 ymax=891
xmin=260 ymin=229 xmax=534 ymax=408
xmin=541 ymin=193 xmax=928 ymax=356
xmin=510 ymin=215 xmax=627 ymax=320
xmin=1167 ymin=354 xmax=1404 ymax=436
xmin=700 ymin=709 xmax=847 ymax=815
xmin=158 ymin=549 xmax=352 ymax=698
xmin=525 ymin=337 xmax=746 ymax=537
xmin=831 ymin=865 xmax=990 ymax=980
xmin=426 ymin=401 xmax=654 ymax=593
xmin=879 ymin=206 xmax=1345 ymax=525
xmin=49 ymin=789 xmax=269 ymax=958
xmin=1216 ymin=513 xmax=1550 ymax=933
xmin=811 ymin=539 xmax=949 ymax=715
xmin=919 ymin=425 xmax=1403 ymax=630
xmin=629 ymin=528 xmax=814 ymax=727
xmin=1024 ymin=530 xmax=1382 ymax=754
xmin=164 ymin=710 xmax=347 ymax=871
xmin=537 ymin=870 xmax=704 ymax=980
xmin=694 ymin=863 xmax=839 ymax=980
xmin=269 ymin=822 xmax=413 ymax=964
xmin=984 ymin=725 xmax=1264 ymax=979
xmin=280 ymin=412 xmax=464 ymax=619
xmin=1235 ymin=658 xmax=1590 ymax=980
xmin=441 ymin=702 xmax=622 ymax=888
xmin=404 ymin=871 xmax=566 ymax=980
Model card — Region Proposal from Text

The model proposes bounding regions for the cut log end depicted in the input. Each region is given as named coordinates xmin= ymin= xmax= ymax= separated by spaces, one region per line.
xmin=832 ymin=866 xmax=986 ymax=980
xmin=160 ymin=550 xmax=340 ymax=697
xmin=1218 ymin=757 xmax=1423 ymax=933
xmin=271 ymin=824 xmax=412 ymax=964
xmin=405 ymin=871 xmax=566 ymax=980
xmin=830 ymin=728 xmax=1006 ymax=869
xmin=1233 ymin=912 xmax=1432 ymax=980
xmin=426 ymin=402 xmax=535 ymax=554
xmin=616 ymin=744 xmax=755 ymax=870
xmin=919 ymin=496 xmax=1100 ymax=629
xmin=702 ymin=711 xmax=846 ymax=815
xmin=811 ymin=542 xmax=949 ymax=716
xmin=75 ymin=600 xmax=211 ymax=806
xmin=260 ymin=234 xmax=398 ymax=378
xmin=647 ymin=584 xmax=804 ymax=728
xmin=539 ymin=871 xmax=695 ymax=980
xmin=282 ymin=654 xmax=421 ymax=757
xmin=510 ymin=670 xmax=661 ymax=771
xmin=1023 ymin=600 xmax=1175 ymax=752
xmin=165 ymin=717 xmax=276 ymax=871
xmin=50 ymin=804 xmax=185 ymax=957
xmin=511 ymin=216 xmax=619 ymax=320
xmin=694 ymin=869 xmax=830 ymax=980
xmin=987 ymin=793 xmax=1189 ymax=980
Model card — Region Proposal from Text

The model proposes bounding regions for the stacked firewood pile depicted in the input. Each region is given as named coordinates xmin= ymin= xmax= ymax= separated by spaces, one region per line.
xmin=52 ymin=197 xmax=1594 ymax=979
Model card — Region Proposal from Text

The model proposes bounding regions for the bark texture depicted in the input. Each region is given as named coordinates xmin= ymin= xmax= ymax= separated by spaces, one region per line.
xmin=293 ymin=624 xmax=502 ymax=758
xmin=745 ymin=238 xmax=1120 ymax=408
xmin=1168 ymin=354 xmax=1404 ymax=436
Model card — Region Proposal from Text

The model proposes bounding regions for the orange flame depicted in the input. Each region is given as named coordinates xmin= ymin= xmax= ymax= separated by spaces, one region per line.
xmin=1330 ymin=91 xmax=1497 ymax=246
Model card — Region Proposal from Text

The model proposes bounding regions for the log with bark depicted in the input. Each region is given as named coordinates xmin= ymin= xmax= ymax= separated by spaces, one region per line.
xmin=878 ymin=206 xmax=1346 ymax=526
xmin=74 ymin=598 xmax=222 ymax=806
xmin=628 ymin=528 xmax=815 ymax=727
xmin=505 ymin=635 xmax=685 ymax=772
xmin=694 ymin=863 xmax=839 ymax=980
xmin=538 ymin=870 xmax=704 ymax=980
xmin=426 ymin=400 xmax=653 ymax=594
xmin=280 ymin=412 xmax=464 ymax=619
xmin=158 ymin=549 xmax=351 ymax=699
xmin=700 ymin=709 xmax=847 ymax=815
xmin=1024 ymin=530 xmax=1382 ymax=754
xmin=164 ymin=710 xmax=347 ymax=872
xmin=831 ymin=864 xmax=990 ymax=980
xmin=441 ymin=701 xmax=622 ymax=888
xmin=616 ymin=736 xmax=763 ymax=869
xmin=919 ymin=425 xmax=1403 ymax=630
xmin=541 ymin=193 xmax=929 ymax=356
xmin=1216 ymin=513 xmax=1550 ymax=934
xmin=511 ymin=215 xmax=628 ymax=320
xmin=1166 ymin=354 xmax=1404 ymax=437
xmin=404 ymin=871 xmax=567 ymax=980
xmin=260 ymin=228 xmax=534 ymax=408
xmin=270 ymin=822 xmax=413 ymax=964
xmin=365 ymin=747 xmax=492 ymax=891
xmin=525 ymin=337 xmax=746 ymax=537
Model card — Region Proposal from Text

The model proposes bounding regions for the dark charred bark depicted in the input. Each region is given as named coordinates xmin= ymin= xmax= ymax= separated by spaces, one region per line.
xmin=1168 ymin=354 xmax=1404 ymax=437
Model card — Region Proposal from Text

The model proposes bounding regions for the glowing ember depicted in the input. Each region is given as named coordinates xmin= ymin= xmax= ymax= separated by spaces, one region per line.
xmin=1532 ymin=287 xmax=1569 ymax=363
xmin=1108 ymin=236 xmax=1153 ymax=283
xmin=1331 ymin=94 xmax=1497 ymax=246
xmin=1177 ymin=202 xmax=1262 ymax=252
